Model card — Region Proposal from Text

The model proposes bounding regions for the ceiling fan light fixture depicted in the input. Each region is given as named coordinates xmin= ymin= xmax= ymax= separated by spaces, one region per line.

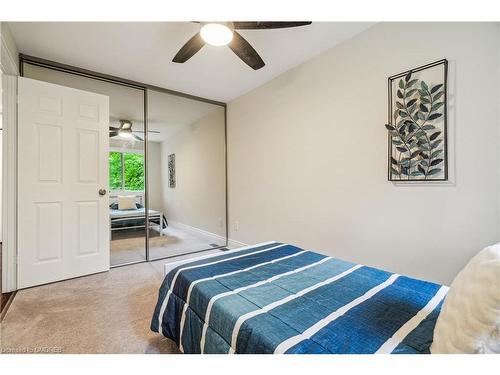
xmin=119 ymin=130 xmax=133 ymax=139
xmin=200 ymin=23 xmax=233 ymax=46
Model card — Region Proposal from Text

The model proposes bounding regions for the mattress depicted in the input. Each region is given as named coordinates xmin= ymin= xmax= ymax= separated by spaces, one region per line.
xmin=109 ymin=208 xmax=160 ymax=218
xmin=151 ymin=242 xmax=448 ymax=354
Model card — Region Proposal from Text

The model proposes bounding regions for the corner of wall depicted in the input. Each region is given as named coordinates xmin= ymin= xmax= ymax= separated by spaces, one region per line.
xmin=0 ymin=22 xmax=20 ymax=75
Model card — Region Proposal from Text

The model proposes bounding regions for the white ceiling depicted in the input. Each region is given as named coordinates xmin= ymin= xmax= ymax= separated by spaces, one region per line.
xmin=8 ymin=22 xmax=374 ymax=102
xmin=145 ymin=90 xmax=220 ymax=142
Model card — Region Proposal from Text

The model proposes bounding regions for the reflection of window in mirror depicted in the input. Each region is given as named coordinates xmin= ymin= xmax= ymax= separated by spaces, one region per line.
xmin=109 ymin=151 xmax=145 ymax=191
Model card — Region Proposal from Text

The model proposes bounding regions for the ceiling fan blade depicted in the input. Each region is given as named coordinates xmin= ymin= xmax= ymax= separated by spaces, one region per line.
xmin=233 ymin=22 xmax=311 ymax=30
xmin=173 ymin=32 xmax=205 ymax=63
xmin=228 ymin=31 xmax=265 ymax=70
xmin=109 ymin=126 xmax=119 ymax=131
xmin=109 ymin=130 xmax=119 ymax=137
xmin=133 ymin=134 xmax=144 ymax=142
xmin=132 ymin=130 xmax=160 ymax=134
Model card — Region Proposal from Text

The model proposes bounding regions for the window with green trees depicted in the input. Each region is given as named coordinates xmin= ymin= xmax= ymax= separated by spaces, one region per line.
xmin=109 ymin=151 xmax=144 ymax=191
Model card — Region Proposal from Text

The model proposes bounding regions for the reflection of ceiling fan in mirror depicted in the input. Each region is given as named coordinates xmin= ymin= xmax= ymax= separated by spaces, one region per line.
xmin=109 ymin=120 xmax=160 ymax=142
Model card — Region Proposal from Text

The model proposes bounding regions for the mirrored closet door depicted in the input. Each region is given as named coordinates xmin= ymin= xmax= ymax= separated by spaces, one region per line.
xmin=146 ymin=90 xmax=226 ymax=260
xmin=21 ymin=58 xmax=227 ymax=267
xmin=22 ymin=62 xmax=147 ymax=267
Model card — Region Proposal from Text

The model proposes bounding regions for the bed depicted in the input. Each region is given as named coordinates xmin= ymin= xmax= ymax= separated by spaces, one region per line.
xmin=150 ymin=241 xmax=448 ymax=354
xmin=109 ymin=195 xmax=167 ymax=239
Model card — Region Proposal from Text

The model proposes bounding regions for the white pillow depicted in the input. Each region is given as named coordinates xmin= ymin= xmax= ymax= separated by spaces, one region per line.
xmin=431 ymin=243 xmax=500 ymax=354
xmin=118 ymin=195 xmax=136 ymax=210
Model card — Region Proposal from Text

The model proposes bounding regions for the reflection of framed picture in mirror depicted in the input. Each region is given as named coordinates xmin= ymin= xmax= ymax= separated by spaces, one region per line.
xmin=387 ymin=59 xmax=448 ymax=181
xmin=168 ymin=153 xmax=176 ymax=188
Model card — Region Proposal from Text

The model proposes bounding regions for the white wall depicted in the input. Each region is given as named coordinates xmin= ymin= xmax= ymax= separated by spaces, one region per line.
xmin=147 ymin=141 xmax=163 ymax=211
xmin=160 ymin=108 xmax=226 ymax=237
xmin=1 ymin=23 xmax=19 ymax=75
xmin=227 ymin=22 xmax=500 ymax=285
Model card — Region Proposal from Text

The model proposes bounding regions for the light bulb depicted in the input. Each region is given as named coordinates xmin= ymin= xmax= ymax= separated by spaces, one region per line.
xmin=119 ymin=131 xmax=133 ymax=139
xmin=200 ymin=23 xmax=233 ymax=46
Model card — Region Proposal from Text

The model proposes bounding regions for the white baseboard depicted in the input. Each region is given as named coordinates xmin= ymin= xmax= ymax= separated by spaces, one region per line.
xmin=167 ymin=221 xmax=248 ymax=249
xmin=228 ymin=239 xmax=248 ymax=248
xmin=168 ymin=220 xmax=227 ymax=245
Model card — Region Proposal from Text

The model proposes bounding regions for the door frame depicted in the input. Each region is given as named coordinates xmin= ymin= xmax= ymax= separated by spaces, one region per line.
xmin=1 ymin=27 xmax=19 ymax=293
xmin=12 ymin=54 xmax=228 ymax=279
xmin=1 ymin=75 xmax=17 ymax=293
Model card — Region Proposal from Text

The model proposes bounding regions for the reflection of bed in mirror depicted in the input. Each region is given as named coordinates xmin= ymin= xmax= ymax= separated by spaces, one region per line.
xmin=109 ymin=194 xmax=167 ymax=240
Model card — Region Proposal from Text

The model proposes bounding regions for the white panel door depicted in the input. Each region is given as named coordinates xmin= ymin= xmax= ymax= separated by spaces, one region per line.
xmin=18 ymin=77 xmax=110 ymax=289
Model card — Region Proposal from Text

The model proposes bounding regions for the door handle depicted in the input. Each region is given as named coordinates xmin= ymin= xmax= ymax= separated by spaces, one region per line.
xmin=99 ymin=188 xmax=107 ymax=196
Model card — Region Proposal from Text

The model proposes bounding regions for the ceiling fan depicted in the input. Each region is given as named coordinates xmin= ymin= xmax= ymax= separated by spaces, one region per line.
xmin=109 ymin=120 xmax=160 ymax=142
xmin=173 ymin=22 xmax=312 ymax=70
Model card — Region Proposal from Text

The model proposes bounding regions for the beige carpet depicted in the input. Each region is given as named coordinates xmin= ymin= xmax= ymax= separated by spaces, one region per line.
xmin=0 ymin=250 xmax=221 ymax=354
xmin=110 ymin=223 xmax=225 ymax=266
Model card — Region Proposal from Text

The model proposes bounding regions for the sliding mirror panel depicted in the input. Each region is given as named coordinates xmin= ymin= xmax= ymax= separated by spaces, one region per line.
xmin=22 ymin=63 xmax=146 ymax=266
xmin=147 ymin=90 xmax=226 ymax=260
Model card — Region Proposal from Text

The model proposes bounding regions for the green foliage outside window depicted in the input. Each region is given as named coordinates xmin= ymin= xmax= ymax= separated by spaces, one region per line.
xmin=124 ymin=153 xmax=144 ymax=190
xmin=109 ymin=152 xmax=122 ymax=190
xmin=108 ymin=152 xmax=144 ymax=191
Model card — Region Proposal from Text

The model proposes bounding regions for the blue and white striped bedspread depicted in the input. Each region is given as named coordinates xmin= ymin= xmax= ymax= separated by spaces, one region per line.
xmin=151 ymin=242 xmax=448 ymax=354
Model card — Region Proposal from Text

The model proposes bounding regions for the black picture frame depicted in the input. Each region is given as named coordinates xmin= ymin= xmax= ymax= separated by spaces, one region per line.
xmin=168 ymin=153 xmax=176 ymax=188
xmin=387 ymin=59 xmax=448 ymax=182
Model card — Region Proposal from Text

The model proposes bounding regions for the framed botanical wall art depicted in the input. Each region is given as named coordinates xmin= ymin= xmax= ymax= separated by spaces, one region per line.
xmin=386 ymin=59 xmax=448 ymax=181
xmin=168 ymin=153 xmax=176 ymax=188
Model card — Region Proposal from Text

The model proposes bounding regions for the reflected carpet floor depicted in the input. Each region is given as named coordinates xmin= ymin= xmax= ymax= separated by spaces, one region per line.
xmin=110 ymin=223 xmax=224 ymax=266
